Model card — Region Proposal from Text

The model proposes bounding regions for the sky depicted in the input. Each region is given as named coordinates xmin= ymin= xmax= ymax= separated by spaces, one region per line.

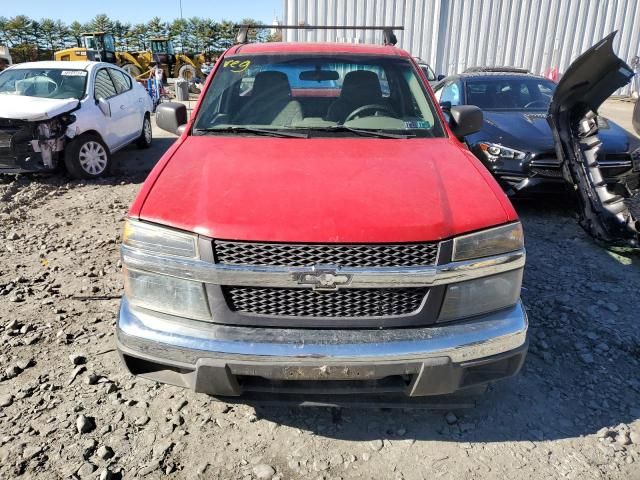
xmin=2 ymin=0 xmax=282 ymax=24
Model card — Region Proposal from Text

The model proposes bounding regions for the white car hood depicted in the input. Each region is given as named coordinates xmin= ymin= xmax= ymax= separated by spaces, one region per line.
xmin=0 ymin=95 xmax=79 ymax=121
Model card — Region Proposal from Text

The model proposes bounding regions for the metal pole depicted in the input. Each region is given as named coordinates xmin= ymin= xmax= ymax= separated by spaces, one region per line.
xmin=179 ymin=0 xmax=184 ymax=53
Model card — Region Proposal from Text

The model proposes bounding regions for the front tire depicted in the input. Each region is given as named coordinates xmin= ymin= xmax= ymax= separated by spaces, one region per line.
xmin=136 ymin=115 xmax=152 ymax=149
xmin=64 ymin=134 xmax=111 ymax=179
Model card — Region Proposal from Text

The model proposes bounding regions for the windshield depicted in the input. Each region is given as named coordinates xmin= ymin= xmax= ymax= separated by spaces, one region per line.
xmin=193 ymin=54 xmax=444 ymax=137
xmin=103 ymin=34 xmax=115 ymax=52
xmin=0 ymin=68 xmax=87 ymax=100
xmin=465 ymin=77 xmax=556 ymax=111
xmin=151 ymin=40 xmax=173 ymax=54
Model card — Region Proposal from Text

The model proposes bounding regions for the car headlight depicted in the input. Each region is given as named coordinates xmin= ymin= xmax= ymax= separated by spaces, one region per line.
xmin=121 ymin=219 xmax=211 ymax=321
xmin=122 ymin=218 xmax=197 ymax=257
xmin=438 ymin=269 xmax=522 ymax=322
xmin=478 ymin=142 xmax=527 ymax=162
xmin=124 ymin=267 xmax=211 ymax=321
xmin=453 ymin=222 xmax=524 ymax=261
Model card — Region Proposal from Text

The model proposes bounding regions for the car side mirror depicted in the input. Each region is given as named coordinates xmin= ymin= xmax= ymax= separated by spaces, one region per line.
xmin=97 ymin=97 xmax=110 ymax=117
xmin=156 ymin=102 xmax=188 ymax=135
xmin=449 ymin=105 xmax=483 ymax=140
xmin=437 ymin=74 xmax=446 ymax=81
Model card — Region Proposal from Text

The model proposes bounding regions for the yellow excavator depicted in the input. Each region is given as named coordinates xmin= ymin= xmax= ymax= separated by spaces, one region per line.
xmin=55 ymin=33 xmax=203 ymax=81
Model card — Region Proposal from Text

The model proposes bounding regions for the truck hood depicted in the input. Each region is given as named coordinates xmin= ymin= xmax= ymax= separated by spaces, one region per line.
xmin=137 ymin=136 xmax=516 ymax=243
xmin=0 ymin=95 xmax=79 ymax=121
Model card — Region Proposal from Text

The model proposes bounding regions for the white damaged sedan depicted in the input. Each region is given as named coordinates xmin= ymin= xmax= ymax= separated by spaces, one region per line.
xmin=0 ymin=61 xmax=153 ymax=178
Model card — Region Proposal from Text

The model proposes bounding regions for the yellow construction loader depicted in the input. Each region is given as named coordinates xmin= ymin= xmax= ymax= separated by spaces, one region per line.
xmin=120 ymin=37 xmax=204 ymax=81
xmin=54 ymin=32 xmax=117 ymax=63
xmin=55 ymin=33 xmax=203 ymax=81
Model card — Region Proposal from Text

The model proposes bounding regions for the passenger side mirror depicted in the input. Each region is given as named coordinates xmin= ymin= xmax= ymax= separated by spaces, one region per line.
xmin=156 ymin=102 xmax=188 ymax=135
xmin=97 ymin=97 xmax=111 ymax=117
xmin=448 ymin=105 xmax=483 ymax=140
xmin=437 ymin=74 xmax=446 ymax=81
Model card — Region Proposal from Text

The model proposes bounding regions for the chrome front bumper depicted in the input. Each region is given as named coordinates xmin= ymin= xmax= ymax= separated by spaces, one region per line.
xmin=116 ymin=298 xmax=528 ymax=397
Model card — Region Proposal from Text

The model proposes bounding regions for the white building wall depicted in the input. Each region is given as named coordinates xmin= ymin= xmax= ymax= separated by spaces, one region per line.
xmin=283 ymin=0 xmax=640 ymax=95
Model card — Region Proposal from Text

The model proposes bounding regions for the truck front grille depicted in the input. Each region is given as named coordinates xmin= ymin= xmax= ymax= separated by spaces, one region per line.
xmin=223 ymin=286 xmax=428 ymax=318
xmin=213 ymin=241 xmax=438 ymax=267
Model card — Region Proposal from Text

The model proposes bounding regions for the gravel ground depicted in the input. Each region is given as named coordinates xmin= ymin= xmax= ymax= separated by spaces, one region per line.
xmin=1 ymin=104 xmax=639 ymax=480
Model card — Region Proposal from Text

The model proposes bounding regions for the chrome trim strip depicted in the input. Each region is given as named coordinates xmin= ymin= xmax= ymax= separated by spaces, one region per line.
xmin=599 ymin=160 xmax=633 ymax=168
xmin=116 ymin=297 xmax=528 ymax=364
xmin=121 ymin=245 xmax=525 ymax=288
xmin=530 ymin=160 xmax=631 ymax=168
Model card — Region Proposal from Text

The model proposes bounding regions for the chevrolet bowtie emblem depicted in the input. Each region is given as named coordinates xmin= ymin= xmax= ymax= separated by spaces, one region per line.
xmin=294 ymin=265 xmax=352 ymax=291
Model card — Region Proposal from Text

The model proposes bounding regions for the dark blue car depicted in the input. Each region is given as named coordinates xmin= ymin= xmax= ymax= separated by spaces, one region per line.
xmin=434 ymin=68 xmax=640 ymax=196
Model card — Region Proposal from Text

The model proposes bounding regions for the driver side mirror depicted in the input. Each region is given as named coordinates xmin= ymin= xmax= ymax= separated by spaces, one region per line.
xmin=437 ymin=74 xmax=446 ymax=81
xmin=156 ymin=102 xmax=188 ymax=135
xmin=97 ymin=97 xmax=110 ymax=117
xmin=448 ymin=105 xmax=483 ymax=140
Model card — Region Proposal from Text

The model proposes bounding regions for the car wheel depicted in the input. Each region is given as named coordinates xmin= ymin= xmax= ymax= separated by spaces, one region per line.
xmin=64 ymin=134 xmax=111 ymax=179
xmin=136 ymin=115 xmax=152 ymax=149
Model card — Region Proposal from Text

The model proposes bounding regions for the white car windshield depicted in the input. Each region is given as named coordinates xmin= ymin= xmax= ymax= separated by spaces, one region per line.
xmin=0 ymin=68 xmax=88 ymax=100
xmin=193 ymin=54 xmax=445 ymax=138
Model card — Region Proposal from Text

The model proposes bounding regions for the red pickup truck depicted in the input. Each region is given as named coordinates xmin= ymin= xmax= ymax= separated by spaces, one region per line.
xmin=116 ymin=39 xmax=528 ymax=403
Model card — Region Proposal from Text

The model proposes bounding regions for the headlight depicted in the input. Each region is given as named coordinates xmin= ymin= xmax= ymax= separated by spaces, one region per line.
xmin=122 ymin=218 xmax=197 ymax=257
xmin=438 ymin=269 xmax=522 ymax=322
xmin=122 ymin=219 xmax=210 ymax=320
xmin=478 ymin=142 xmax=527 ymax=162
xmin=453 ymin=222 xmax=524 ymax=261
xmin=124 ymin=268 xmax=211 ymax=321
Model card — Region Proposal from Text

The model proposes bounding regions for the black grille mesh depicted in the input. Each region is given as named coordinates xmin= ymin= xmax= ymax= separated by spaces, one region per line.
xmin=530 ymin=167 xmax=563 ymax=178
xmin=214 ymin=241 xmax=438 ymax=267
xmin=223 ymin=287 xmax=428 ymax=317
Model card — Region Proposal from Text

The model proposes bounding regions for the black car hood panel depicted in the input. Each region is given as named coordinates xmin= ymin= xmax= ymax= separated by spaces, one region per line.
xmin=469 ymin=110 xmax=632 ymax=154
xmin=550 ymin=32 xmax=634 ymax=121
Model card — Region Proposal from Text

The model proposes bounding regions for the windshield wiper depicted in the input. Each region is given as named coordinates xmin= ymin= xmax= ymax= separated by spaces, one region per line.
xmin=194 ymin=126 xmax=308 ymax=138
xmin=308 ymin=126 xmax=414 ymax=139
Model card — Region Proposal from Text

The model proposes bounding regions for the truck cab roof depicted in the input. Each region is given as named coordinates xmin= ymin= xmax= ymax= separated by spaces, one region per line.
xmin=228 ymin=41 xmax=412 ymax=57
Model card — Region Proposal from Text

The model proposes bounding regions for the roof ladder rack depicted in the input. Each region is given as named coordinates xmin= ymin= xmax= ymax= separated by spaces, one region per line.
xmin=235 ymin=25 xmax=404 ymax=46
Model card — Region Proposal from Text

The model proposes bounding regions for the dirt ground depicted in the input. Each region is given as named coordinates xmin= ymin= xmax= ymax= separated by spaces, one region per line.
xmin=1 ymin=100 xmax=639 ymax=480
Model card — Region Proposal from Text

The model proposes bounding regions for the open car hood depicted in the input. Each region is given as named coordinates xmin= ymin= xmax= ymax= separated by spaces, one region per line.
xmin=0 ymin=95 xmax=79 ymax=122
xmin=548 ymin=32 xmax=639 ymax=248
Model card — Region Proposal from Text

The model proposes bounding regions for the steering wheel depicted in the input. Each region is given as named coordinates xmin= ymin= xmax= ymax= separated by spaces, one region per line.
xmin=523 ymin=100 xmax=547 ymax=109
xmin=344 ymin=104 xmax=397 ymax=123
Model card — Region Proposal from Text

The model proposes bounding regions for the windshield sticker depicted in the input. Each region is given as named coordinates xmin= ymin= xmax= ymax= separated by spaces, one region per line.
xmin=61 ymin=71 xmax=88 ymax=77
xmin=404 ymin=120 xmax=430 ymax=129
xmin=223 ymin=59 xmax=251 ymax=73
